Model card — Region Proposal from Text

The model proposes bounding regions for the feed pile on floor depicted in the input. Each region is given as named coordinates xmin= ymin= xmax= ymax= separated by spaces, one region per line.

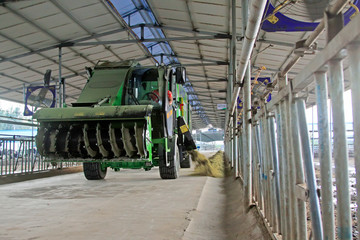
xmin=189 ymin=151 xmax=224 ymax=178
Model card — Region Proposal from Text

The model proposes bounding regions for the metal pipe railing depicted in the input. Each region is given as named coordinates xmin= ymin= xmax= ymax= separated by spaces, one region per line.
xmin=0 ymin=136 xmax=80 ymax=176
xmin=228 ymin=0 xmax=267 ymax=118
xmin=225 ymin=2 xmax=360 ymax=240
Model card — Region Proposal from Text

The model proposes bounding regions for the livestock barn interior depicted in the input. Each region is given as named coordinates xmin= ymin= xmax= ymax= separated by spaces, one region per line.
xmin=0 ymin=0 xmax=359 ymax=239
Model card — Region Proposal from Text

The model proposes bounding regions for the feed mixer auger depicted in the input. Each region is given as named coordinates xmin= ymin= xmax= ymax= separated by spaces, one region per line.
xmin=33 ymin=60 xmax=196 ymax=180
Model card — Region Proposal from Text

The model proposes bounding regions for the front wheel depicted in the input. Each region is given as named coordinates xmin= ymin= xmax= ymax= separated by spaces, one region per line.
xmin=159 ymin=136 xmax=180 ymax=179
xmin=83 ymin=162 xmax=107 ymax=180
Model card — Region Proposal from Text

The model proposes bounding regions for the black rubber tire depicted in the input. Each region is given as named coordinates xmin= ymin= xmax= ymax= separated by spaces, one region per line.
xmin=159 ymin=136 xmax=180 ymax=179
xmin=180 ymin=153 xmax=191 ymax=168
xmin=83 ymin=162 xmax=107 ymax=180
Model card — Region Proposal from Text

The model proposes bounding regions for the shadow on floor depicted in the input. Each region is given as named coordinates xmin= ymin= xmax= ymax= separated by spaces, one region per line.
xmin=224 ymin=166 xmax=272 ymax=240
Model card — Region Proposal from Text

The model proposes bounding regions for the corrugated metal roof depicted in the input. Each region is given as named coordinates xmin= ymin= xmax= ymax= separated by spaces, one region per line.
xmin=0 ymin=0 xmax=355 ymax=129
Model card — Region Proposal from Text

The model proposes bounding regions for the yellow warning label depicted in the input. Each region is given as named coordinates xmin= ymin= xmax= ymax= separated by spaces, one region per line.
xmin=267 ymin=15 xmax=279 ymax=24
xmin=180 ymin=125 xmax=188 ymax=133
xmin=74 ymin=113 xmax=84 ymax=117
xmin=167 ymin=109 xmax=173 ymax=119
xmin=95 ymin=112 xmax=105 ymax=116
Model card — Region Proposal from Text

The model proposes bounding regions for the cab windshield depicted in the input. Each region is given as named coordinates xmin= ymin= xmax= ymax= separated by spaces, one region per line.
xmin=124 ymin=68 xmax=161 ymax=106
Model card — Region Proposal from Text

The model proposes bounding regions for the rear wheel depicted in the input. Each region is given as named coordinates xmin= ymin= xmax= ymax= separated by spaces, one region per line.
xmin=159 ymin=135 xmax=180 ymax=179
xmin=83 ymin=162 xmax=107 ymax=180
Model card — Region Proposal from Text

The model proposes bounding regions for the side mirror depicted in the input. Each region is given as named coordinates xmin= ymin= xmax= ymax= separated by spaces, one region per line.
xmin=175 ymin=67 xmax=186 ymax=85
xmin=85 ymin=67 xmax=93 ymax=78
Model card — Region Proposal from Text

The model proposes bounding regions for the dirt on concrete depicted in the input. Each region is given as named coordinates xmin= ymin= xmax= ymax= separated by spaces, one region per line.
xmin=224 ymin=166 xmax=272 ymax=240
xmin=183 ymin=152 xmax=271 ymax=240
xmin=0 ymin=166 xmax=83 ymax=185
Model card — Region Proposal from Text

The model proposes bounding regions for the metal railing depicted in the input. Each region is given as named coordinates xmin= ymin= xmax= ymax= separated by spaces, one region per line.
xmin=226 ymin=11 xmax=360 ymax=240
xmin=0 ymin=134 xmax=80 ymax=176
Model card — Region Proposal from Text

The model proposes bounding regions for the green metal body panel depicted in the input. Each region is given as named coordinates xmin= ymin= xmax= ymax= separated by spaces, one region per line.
xmin=33 ymin=105 xmax=153 ymax=122
xmin=102 ymin=161 xmax=153 ymax=171
xmin=76 ymin=69 xmax=128 ymax=106
xmin=33 ymin=61 xmax=192 ymax=172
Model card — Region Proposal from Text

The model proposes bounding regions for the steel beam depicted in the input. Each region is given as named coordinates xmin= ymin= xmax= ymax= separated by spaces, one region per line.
xmin=102 ymin=0 xmax=155 ymax=63
xmin=183 ymin=0 xmax=217 ymax=126
xmin=187 ymin=73 xmax=226 ymax=81
xmin=153 ymin=54 xmax=227 ymax=64
xmin=132 ymin=0 xmax=174 ymax=62
xmin=130 ymin=23 xmax=231 ymax=38
xmin=190 ymin=79 xmax=227 ymax=83
xmin=0 ymin=32 xmax=90 ymax=81
xmin=252 ymin=65 xmax=297 ymax=76
xmin=280 ymin=0 xmax=348 ymax=77
xmin=65 ymin=35 xmax=229 ymax=46
xmin=50 ymin=0 xmax=123 ymax=61
xmin=257 ymin=38 xmax=295 ymax=48
xmin=3 ymin=4 xmax=96 ymax=65
xmin=0 ymin=73 xmax=78 ymax=101
xmin=0 ymin=54 xmax=83 ymax=91
xmin=0 ymin=28 xmax=127 ymax=64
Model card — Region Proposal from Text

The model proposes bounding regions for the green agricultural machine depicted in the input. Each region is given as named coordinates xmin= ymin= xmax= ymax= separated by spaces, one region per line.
xmin=33 ymin=60 xmax=196 ymax=180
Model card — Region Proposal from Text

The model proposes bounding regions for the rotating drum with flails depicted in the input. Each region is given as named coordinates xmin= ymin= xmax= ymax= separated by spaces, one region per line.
xmin=34 ymin=105 xmax=152 ymax=161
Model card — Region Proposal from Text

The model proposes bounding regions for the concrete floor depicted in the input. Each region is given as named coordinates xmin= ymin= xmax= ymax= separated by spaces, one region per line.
xmin=0 ymin=167 xmax=211 ymax=240
xmin=0 ymin=160 xmax=271 ymax=240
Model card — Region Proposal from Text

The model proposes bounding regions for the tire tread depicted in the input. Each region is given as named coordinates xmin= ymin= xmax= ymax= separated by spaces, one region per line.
xmin=83 ymin=162 xmax=107 ymax=180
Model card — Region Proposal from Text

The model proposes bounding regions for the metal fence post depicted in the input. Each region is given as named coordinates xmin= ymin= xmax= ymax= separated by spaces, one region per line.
xmin=280 ymin=100 xmax=290 ymax=239
xmin=328 ymin=58 xmax=352 ymax=239
xmin=326 ymin=10 xmax=351 ymax=239
xmin=268 ymin=115 xmax=281 ymax=233
xmin=296 ymin=98 xmax=323 ymax=240
xmin=348 ymin=43 xmax=360 ymax=234
xmin=284 ymin=95 xmax=297 ymax=240
xmin=255 ymin=123 xmax=264 ymax=210
xmin=261 ymin=116 xmax=272 ymax=225
xmin=252 ymin=126 xmax=257 ymax=201
xmin=238 ymin=128 xmax=243 ymax=178
xmin=265 ymin=113 xmax=278 ymax=231
xmin=230 ymin=120 xmax=234 ymax=167
xmin=242 ymin=121 xmax=247 ymax=180
xmin=290 ymin=99 xmax=307 ymax=240
xmin=275 ymin=103 xmax=287 ymax=237
xmin=238 ymin=126 xmax=242 ymax=178
xmin=244 ymin=63 xmax=252 ymax=208
xmin=234 ymin=109 xmax=238 ymax=177
xmin=314 ymin=71 xmax=335 ymax=239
